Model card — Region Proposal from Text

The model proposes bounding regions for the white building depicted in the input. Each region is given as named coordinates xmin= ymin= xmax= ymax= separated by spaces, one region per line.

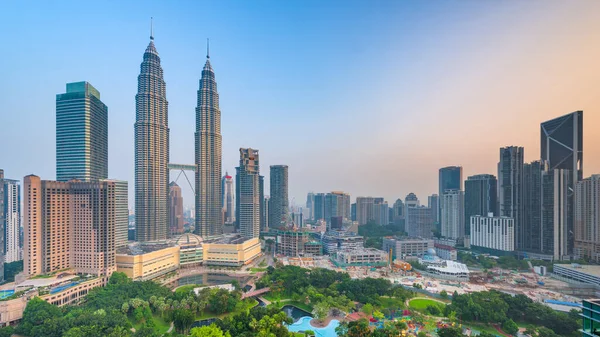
xmin=470 ymin=213 xmax=515 ymax=252
xmin=3 ymin=178 xmax=21 ymax=262
xmin=441 ymin=190 xmax=464 ymax=239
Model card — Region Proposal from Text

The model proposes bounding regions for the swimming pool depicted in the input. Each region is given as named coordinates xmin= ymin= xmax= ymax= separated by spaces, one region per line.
xmin=50 ymin=282 xmax=79 ymax=294
xmin=286 ymin=316 xmax=340 ymax=337
xmin=0 ymin=290 xmax=15 ymax=299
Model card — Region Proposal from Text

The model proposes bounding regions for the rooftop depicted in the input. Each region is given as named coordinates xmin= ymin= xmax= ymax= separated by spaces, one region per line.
xmin=204 ymin=234 xmax=247 ymax=245
xmin=117 ymin=242 xmax=175 ymax=255
xmin=555 ymin=263 xmax=600 ymax=277
xmin=427 ymin=260 xmax=470 ymax=274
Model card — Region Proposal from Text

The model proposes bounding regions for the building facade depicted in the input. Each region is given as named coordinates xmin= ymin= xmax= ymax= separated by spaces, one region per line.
xmin=169 ymin=182 xmax=184 ymax=236
xmin=236 ymin=148 xmax=260 ymax=239
xmin=428 ymin=194 xmax=439 ymax=225
xmin=56 ymin=82 xmax=108 ymax=182
xmin=575 ymin=175 xmax=600 ymax=263
xmin=321 ymin=231 xmax=364 ymax=255
xmin=135 ymin=34 xmax=170 ymax=242
xmin=439 ymin=166 xmax=463 ymax=231
xmin=269 ymin=165 xmax=289 ymax=229
xmin=464 ymin=174 xmax=497 ymax=234
xmin=392 ymin=198 xmax=405 ymax=227
xmin=498 ymin=146 xmax=524 ymax=249
xmin=582 ymin=299 xmax=600 ymax=337
xmin=541 ymin=111 xmax=583 ymax=185
xmin=441 ymin=189 xmax=465 ymax=240
xmin=195 ymin=51 xmax=222 ymax=238
xmin=3 ymin=175 xmax=21 ymax=263
xmin=383 ymin=237 xmax=434 ymax=259
xmin=470 ymin=214 xmax=515 ymax=252
xmin=356 ymin=197 xmax=387 ymax=226
xmin=541 ymin=169 xmax=573 ymax=260
xmin=523 ymin=161 xmax=545 ymax=253
xmin=222 ymin=173 xmax=235 ymax=224
xmin=116 ymin=244 xmax=180 ymax=281
xmin=406 ymin=206 xmax=434 ymax=238
xmin=0 ymin=170 xmax=4 ymax=280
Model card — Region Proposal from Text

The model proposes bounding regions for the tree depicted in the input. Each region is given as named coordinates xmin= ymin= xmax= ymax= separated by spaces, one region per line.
xmin=361 ymin=303 xmax=374 ymax=315
xmin=312 ymin=301 xmax=330 ymax=322
xmin=0 ymin=326 xmax=14 ymax=337
xmin=437 ymin=326 xmax=464 ymax=337
xmin=417 ymin=332 xmax=428 ymax=337
xmin=109 ymin=272 xmax=130 ymax=285
xmin=17 ymin=297 xmax=65 ymax=337
xmin=172 ymin=309 xmax=195 ymax=334
xmin=440 ymin=290 xmax=448 ymax=299
xmin=426 ymin=305 xmax=441 ymax=316
xmin=373 ymin=310 xmax=385 ymax=321
xmin=190 ymin=324 xmax=231 ymax=337
xmin=502 ymin=318 xmax=519 ymax=335
xmin=132 ymin=327 xmax=159 ymax=337
xmin=343 ymin=319 xmax=371 ymax=337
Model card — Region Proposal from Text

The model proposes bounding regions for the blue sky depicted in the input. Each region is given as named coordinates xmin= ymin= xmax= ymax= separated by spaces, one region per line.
xmin=1 ymin=1 xmax=599 ymax=208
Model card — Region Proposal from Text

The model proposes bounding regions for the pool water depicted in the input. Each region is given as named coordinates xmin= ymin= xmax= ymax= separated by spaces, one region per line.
xmin=50 ymin=282 xmax=79 ymax=294
xmin=286 ymin=316 xmax=340 ymax=337
xmin=0 ymin=290 xmax=15 ymax=299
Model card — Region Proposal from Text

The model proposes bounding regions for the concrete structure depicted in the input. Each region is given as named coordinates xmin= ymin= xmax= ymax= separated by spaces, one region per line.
xmin=195 ymin=50 xmax=222 ymax=238
xmin=111 ymin=180 xmax=129 ymax=249
xmin=356 ymin=197 xmax=387 ymax=226
xmin=383 ymin=237 xmax=434 ymax=259
xmin=439 ymin=166 xmax=463 ymax=231
xmin=260 ymin=177 xmax=267 ymax=231
xmin=202 ymin=235 xmax=261 ymax=267
xmin=236 ymin=148 xmax=261 ymax=238
xmin=169 ymin=182 xmax=184 ymax=236
xmin=498 ymin=146 xmax=524 ymax=249
xmin=116 ymin=243 xmax=180 ymax=281
xmin=222 ymin=173 xmax=235 ymax=224
xmin=523 ymin=161 xmax=545 ymax=253
xmin=554 ymin=264 xmax=600 ymax=288
xmin=23 ymin=175 xmax=117 ymax=277
xmin=470 ymin=214 xmax=515 ymax=252
xmin=332 ymin=248 xmax=388 ymax=267
xmin=575 ymin=175 xmax=600 ymax=263
xmin=135 ymin=33 xmax=170 ymax=242
xmin=2 ymin=173 xmax=21 ymax=264
xmin=269 ymin=165 xmax=289 ymax=229
xmin=582 ymin=299 xmax=600 ymax=337
xmin=321 ymin=231 xmax=364 ymax=255
xmin=56 ymin=81 xmax=108 ymax=182
xmin=274 ymin=230 xmax=320 ymax=257
xmin=434 ymin=243 xmax=457 ymax=261
xmin=441 ymin=189 xmax=464 ymax=240
xmin=542 ymin=169 xmax=573 ymax=259
xmin=406 ymin=206 xmax=434 ymax=238
xmin=171 ymin=233 xmax=204 ymax=267
xmin=464 ymin=174 xmax=497 ymax=234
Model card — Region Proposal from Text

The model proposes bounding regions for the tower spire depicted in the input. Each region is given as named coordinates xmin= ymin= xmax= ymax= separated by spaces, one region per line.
xmin=150 ymin=17 xmax=154 ymax=40
xmin=207 ymin=38 xmax=210 ymax=59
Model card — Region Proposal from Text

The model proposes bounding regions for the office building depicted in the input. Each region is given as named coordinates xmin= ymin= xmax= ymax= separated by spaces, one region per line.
xmin=575 ymin=175 xmax=600 ymax=263
xmin=470 ymin=214 xmax=515 ymax=252
xmin=116 ymin=243 xmax=180 ymax=281
xmin=541 ymin=111 xmax=583 ymax=184
xmin=222 ymin=173 xmax=235 ymax=224
xmin=351 ymin=202 xmax=356 ymax=221
xmin=428 ymin=194 xmax=439 ymax=225
xmin=306 ymin=193 xmax=315 ymax=220
xmin=24 ymin=175 xmax=117 ymax=277
xmin=0 ymin=171 xmax=4 ymax=279
xmin=202 ymin=235 xmax=261 ymax=266
xmin=109 ymin=180 xmax=129 ymax=249
xmin=269 ymin=165 xmax=289 ymax=229
xmin=498 ymin=146 xmax=524 ymax=249
xmin=523 ymin=161 xmax=545 ymax=253
xmin=56 ymin=82 xmax=108 ymax=182
xmin=135 ymin=31 xmax=170 ymax=242
xmin=260 ymin=177 xmax=267 ymax=231
xmin=406 ymin=206 xmax=434 ymax=238
xmin=392 ymin=198 xmax=405 ymax=227
xmin=383 ymin=237 xmax=434 ymax=259
xmin=464 ymin=174 xmax=497 ymax=234
xmin=236 ymin=148 xmax=260 ymax=239
xmin=356 ymin=197 xmax=387 ymax=225
xmin=439 ymin=166 xmax=463 ymax=230
xmin=404 ymin=192 xmax=420 ymax=216
xmin=2 ymin=173 xmax=21 ymax=263
xmin=169 ymin=182 xmax=184 ymax=237
xmin=541 ymin=169 xmax=573 ymax=260
xmin=313 ymin=193 xmax=325 ymax=221
xmin=441 ymin=190 xmax=464 ymax=240
xmin=195 ymin=49 xmax=222 ymax=238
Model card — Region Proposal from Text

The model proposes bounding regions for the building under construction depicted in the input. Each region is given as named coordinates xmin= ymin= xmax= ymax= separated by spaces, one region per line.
xmin=274 ymin=230 xmax=322 ymax=257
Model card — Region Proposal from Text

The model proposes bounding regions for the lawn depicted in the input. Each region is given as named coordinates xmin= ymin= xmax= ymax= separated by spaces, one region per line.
xmin=195 ymin=298 xmax=259 ymax=320
xmin=130 ymin=314 xmax=171 ymax=335
xmin=249 ymin=267 xmax=268 ymax=273
xmin=408 ymin=298 xmax=446 ymax=312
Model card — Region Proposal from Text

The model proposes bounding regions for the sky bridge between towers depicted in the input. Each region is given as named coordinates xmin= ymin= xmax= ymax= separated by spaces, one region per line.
xmin=169 ymin=163 xmax=196 ymax=196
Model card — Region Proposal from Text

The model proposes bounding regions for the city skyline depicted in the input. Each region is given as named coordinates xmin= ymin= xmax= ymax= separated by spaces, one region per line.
xmin=2 ymin=1 xmax=600 ymax=207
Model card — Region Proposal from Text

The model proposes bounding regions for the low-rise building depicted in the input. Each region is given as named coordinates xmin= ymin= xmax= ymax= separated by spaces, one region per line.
xmin=202 ymin=235 xmax=261 ymax=267
xmin=434 ymin=243 xmax=457 ymax=261
xmin=332 ymin=248 xmax=388 ymax=267
xmin=303 ymin=241 xmax=323 ymax=256
xmin=382 ymin=237 xmax=434 ymax=259
xmin=171 ymin=233 xmax=204 ymax=267
xmin=116 ymin=243 xmax=180 ymax=281
xmin=321 ymin=231 xmax=364 ymax=255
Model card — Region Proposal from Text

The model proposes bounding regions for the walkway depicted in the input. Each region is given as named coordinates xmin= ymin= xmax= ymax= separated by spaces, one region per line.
xmin=241 ymin=287 xmax=270 ymax=299
xmin=258 ymin=296 xmax=271 ymax=306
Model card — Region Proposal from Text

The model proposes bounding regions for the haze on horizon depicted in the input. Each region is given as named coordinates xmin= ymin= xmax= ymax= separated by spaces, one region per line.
xmin=1 ymin=1 xmax=599 ymax=208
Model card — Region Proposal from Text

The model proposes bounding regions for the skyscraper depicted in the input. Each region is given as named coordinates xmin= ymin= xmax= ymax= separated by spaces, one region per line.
xmin=406 ymin=206 xmax=434 ymax=238
xmin=574 ymin=175 xmax=600 ymax=263
xmin=107 ymin=180 xmax=128 ymax=249
xmin=498 ymin=146 xmax=524 ymax=250
xmin=0 ymin=170 xmax=5 ymax=280
xmin=2 ymin=174 xmax=21 ymax=263
xmin=195 ymin=45 xmax=222 ymax=238
xmin=313 ymin=193 xmax=325 ymax=221
xmin=428 ymin=194 xmax=439 ymax=227
xmin=135 ymin=29 xmax=169 ymax=242
xmin=356 ymin=197 xmax=387 ymax=225
xmin=169 ymin=182 xmax=184 ymax=236
xmin=464 ymin=174 xmax=497 ymax=234
xmin=236 ymin=148 xmax=260 ymax=239
xmin=439 ymin=166 xmax=463 ymax=230
xmin=222 ymin=173 xmax=235 ymax=224
xmin=269 ymin=165 xmax=289 ymax=229
xmin=56 ymin=81 xmax=108 ymax=182
xmin=541 ymin=111 xmax=583 ymax=184
xmin=541 ymin=169 xmax=572 ymax=259
xmin=523 ymin=161 xmax=544 ymax=253
xmin=392 ymin=198 xmax=405 ymax=228
xmin=441 ymin=190 xmax=465 ymax=240
xmin=306 ymin=193 xmax=315 ymax=220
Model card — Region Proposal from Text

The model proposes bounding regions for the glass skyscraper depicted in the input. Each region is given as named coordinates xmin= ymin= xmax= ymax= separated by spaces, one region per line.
xmin=464 ymin=174 xmax=497 ymax=234
xmin=56 ymin=81 xmax=108 ymax=182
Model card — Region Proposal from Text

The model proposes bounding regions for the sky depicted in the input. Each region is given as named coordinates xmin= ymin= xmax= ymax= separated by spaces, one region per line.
xmin=1 ymin=1 xmax=599 ymax=209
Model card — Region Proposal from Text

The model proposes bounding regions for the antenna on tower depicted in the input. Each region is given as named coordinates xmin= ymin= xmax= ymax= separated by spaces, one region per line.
xmin=150 ymin=17 xmax=154 ymax=40
xmin=207 ymin=38 xmax=210 ymax=59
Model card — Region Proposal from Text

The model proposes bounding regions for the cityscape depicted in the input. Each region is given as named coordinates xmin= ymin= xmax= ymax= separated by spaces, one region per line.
xmin=0 ymin=2 xmax=599 ymax=337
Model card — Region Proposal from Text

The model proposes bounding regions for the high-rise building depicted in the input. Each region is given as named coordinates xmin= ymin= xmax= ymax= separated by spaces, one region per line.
xmin=392 ymin=198 xmax=405 ymax=227
xmin=24 ymin=175 xmax=116 ymax=277
xmin=498 ymin=146 xmax=524 ymax=250
xmin=541 ymin=111 xmax=583 ymax=184
xmin=269 ymin=165 xmax=289 ymax=229
xmin=439 ymin=166 xmax=463 ymax=229
xmin=56 ymin=82 xmax=108 ymax=182
xmin=222 ymin=173 xmax=235 ymax=224
xmin=428 ymin=194 xmax=439 ymax=227
xmin=195 ymin=48 xmax=222 ymax=238
xmin=236 ymin=148 xmax=260 ymax=239
xmin=441 ymin=190 xmax=465 ymax=240
xmin=356 ymin=197 xmax=387 ymax=225
xmin=0 ymin=170 xmax=5 ymax=279
xmin=108 ymin=180 xmax=128 ymax=249
xmin=2 ymin=173 xmax=21 ymax=263
xmin=135 ymin=31 xmax=169 ymax=242
xmin=464 ymin=174 xmax=497 ymax=234
xmin=541 ymin=169 xmax=573 ymax=260
xmin=313 ymin=193 xmax=325 ymax=221
xmin=351 ymin=203 xmax=356 ymax=222
xmin=169 ymin=182 xmax=184 ymax=237
xmin=260 ymin=177 xmax=267 ymax=231
xmin=404 ymin=192 xmax=420 ymax=220
xmin=470 ymin=214 xmax=515 ymax=252
xmin=406 ymin=206 xmax=434 ymax=238
xmin=323 ymin=191 xmax=351 ymax=224
xmin=574 ymin=175 xmax=600 ymax=263
xmin=306 ymin=193 xmax=315 ymax=220
xmin=523 ymin=161 xmax=545 ymax=253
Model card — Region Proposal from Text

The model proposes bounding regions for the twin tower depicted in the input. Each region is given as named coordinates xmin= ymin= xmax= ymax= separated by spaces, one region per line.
xmin=134 ymin=31 xmax=221 ymax=242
